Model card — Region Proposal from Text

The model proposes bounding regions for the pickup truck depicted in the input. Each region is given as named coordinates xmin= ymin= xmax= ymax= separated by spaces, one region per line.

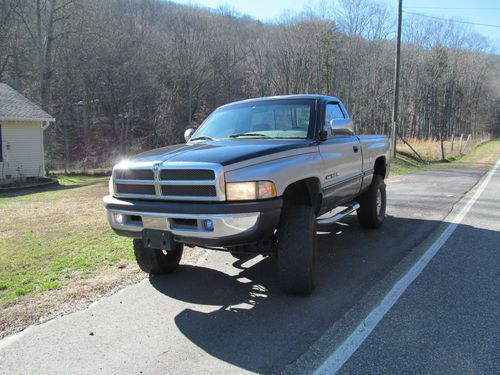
xmin=103 ymin=95 xmax=390 ymax=295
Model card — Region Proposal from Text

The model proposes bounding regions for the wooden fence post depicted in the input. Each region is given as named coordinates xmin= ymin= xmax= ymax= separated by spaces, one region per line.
xmin=459 ymin=134 xmax=464 ymax=154
xmin=464 ymin=134 xmax=471 ymax=152
xmin=450 ymin=133 xmax=455 ymax=155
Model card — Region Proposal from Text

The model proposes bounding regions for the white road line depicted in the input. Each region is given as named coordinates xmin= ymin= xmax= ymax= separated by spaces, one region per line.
xmin=314 ymin=158 xmax=500 ymax=375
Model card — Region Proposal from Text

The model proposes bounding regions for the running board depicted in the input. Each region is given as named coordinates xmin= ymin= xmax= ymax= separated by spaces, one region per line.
xmin=316 ymin=202 xmax=360 ymax=225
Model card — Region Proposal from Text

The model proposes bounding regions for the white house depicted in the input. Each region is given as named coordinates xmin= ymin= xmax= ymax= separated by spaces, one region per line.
xmin=0 ymin=83 xmax=54 ymax=182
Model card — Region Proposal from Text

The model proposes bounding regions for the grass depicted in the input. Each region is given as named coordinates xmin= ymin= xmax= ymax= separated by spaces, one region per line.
xmin=391 ymin=138 xmax=500 ymax=177
xmin=48 ymin=168 xmax=112 ymax=176
xmin=396 ymin=135 xmax=491 ymax=162
xmin=0 ymin=181 xmax=132 ymax=306
xmin=56 ymin=175 xmax=109 ymax=186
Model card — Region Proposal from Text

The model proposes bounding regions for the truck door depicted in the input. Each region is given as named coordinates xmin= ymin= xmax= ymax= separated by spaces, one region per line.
xmin=319 ymin=102 xmax=363 ymax=207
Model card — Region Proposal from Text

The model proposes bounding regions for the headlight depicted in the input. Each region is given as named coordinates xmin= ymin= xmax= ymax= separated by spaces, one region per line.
xmin=226 ymin=181 xmax=276 ymax=201
xmin=108 ymin=178 xmax=115 ymax=196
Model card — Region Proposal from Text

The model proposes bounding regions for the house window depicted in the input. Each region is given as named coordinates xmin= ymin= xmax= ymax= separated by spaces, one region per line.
xmin=0 ymin=123 xmax=3 ymax=162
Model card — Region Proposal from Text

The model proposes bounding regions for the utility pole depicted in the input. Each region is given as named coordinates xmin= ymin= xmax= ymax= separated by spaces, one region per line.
xmin=391 ymin=0 xmax=402 ymax=158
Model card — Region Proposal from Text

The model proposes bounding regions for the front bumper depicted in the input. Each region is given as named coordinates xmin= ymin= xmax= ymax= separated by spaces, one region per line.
xmin=103 ymin=195 xmax=282 ymax=247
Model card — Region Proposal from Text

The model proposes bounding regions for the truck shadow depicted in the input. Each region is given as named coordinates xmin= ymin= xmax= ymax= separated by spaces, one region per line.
xmin=149 ymin=215 xmax=496 ymax=373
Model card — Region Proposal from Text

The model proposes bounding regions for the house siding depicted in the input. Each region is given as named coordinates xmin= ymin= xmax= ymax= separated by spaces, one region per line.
xmin=0 ymin=120 xmax=44 ymax=179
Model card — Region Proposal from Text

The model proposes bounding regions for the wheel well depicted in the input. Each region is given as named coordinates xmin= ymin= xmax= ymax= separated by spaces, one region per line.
xmin=374 ymin=157 xmax=386 ymax=178
xmin=282 ymin=178 xmax=322 ymax=214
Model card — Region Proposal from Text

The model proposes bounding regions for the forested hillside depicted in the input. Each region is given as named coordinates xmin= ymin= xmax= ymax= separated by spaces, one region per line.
xmin=0 ymin=0 xmax=498 ymax=170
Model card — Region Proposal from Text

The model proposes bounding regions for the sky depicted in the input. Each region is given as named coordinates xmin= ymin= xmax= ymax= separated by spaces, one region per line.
xmin=172 ymin=0 xmax=500 ymax=54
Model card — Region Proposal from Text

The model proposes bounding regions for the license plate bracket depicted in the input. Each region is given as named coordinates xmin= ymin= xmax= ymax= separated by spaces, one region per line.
xmin=142 ymin=229 xmax=175 ymax=251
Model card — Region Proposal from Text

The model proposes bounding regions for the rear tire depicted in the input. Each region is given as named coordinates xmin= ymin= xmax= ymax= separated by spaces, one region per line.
xmin=357 ymin=174 xmax=386 ymax=229
xmin=133 ymin=239 xmax=183 ymax=274
xmin=277 ymin=204 xmax=317 ymax=295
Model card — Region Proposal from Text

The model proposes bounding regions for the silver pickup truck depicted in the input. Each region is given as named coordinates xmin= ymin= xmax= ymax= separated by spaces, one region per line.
xmin=103 ymin=95 xmax=390 ymax=295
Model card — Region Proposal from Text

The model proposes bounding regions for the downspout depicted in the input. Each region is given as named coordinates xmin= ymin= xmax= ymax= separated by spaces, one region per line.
xmin=42 ymin=120 xmax=52 ymax=130
xmin=41 ymin=120 xmax=54 ymax=177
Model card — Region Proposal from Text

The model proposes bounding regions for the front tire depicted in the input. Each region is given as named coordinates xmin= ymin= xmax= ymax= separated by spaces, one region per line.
xmin=277 ymin=204 xmax=317 ymax=295
xmin=357 ymin=174 xmax=386 ymax=229
xmin=133 ymin=239 xmax=183 ymax=274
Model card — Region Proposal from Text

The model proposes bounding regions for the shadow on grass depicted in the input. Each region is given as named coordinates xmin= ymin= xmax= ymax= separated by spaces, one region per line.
xmin=0 ymin=178 xmax=108 ymax=199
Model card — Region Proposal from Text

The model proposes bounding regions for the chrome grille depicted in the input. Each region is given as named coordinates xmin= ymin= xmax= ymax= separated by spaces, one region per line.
xmin=113 ymin=162 xmax=224 ymax=201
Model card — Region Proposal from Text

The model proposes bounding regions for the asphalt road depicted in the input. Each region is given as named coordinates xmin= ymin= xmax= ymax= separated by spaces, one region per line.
xmin=0 ymin=166 xmax=497 ymax=374
xmin=338 ymin=163 xmax=500 ymax=375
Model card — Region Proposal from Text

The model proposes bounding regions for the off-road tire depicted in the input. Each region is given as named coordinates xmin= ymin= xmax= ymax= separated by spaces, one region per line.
xmin=133 ymin=239 xmax=183 ymax=274
xmin=357 ymin=174 xmax=386 ymax=229
xmin=277 ymin=204 xmax=317 ymax=295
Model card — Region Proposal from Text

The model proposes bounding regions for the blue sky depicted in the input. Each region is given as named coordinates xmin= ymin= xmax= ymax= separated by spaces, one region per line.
xmin=172 ymin=0 xmax=500 ymax=53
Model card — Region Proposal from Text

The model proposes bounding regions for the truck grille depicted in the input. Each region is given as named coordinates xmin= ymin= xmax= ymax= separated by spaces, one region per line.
xmin=160 ymin=169 xmax=215 ymax=181
xmin=115 ymin=169 xmax=153 ymax=180
xmin=116 ymin=184 xmax=156 ymax=195
xmin=161 ymin=185 xmax=216 ymax=197
xmin=112 ymin=163 xmax=224 ymax=201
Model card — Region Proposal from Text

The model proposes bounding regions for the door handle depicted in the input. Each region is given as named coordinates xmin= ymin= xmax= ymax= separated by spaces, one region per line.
xmin=353 ymin=145 xmax=359 ymax=152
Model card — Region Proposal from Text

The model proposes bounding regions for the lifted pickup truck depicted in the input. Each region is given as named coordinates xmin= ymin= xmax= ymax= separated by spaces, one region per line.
xmin=104 ymin=95 xmax=389 ymax=295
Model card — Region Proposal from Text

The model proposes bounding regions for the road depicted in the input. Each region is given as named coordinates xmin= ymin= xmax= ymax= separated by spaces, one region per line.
xmin=0 ymin=165 xmax=498 ymax=374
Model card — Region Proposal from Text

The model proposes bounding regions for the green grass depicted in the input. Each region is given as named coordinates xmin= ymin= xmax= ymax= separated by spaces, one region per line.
xmin=56 ymin=175 xmax=109 ymax=186
xmin=390 ymin=139 xmax=500 ymax=177
xmin=0 ymin=182 xmax=132 ymax=306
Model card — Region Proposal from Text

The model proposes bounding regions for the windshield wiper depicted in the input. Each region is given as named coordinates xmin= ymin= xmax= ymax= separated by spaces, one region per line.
xmin=190 ymin=135 xmax=215 ymax=141
xmin=229 ymin=133 xmax=271 ymax=138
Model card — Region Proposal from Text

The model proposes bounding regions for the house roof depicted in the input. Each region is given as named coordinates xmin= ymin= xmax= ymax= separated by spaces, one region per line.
xmin=0 ymin=83 xmax=55 ymax=122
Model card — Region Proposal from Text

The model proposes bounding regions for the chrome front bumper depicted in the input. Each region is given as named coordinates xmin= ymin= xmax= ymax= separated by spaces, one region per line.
xmin=103 ymin=195 xmax=282 ymax=247
xmin=106 ymin=208 xmax=260 ymax=239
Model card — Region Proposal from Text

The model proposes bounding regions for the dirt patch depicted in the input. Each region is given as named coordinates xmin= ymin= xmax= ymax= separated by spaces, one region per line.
xmin=0 ymin=246 xmax=207 ymax=340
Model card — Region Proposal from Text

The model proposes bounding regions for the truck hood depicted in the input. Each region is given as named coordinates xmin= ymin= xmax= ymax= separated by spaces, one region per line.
xmin=126 ymin=139 xmax=312 ymax=167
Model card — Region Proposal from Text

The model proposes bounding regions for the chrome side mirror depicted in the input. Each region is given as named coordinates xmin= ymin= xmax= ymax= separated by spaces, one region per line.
xmin=329 ymin=119 xmax=354 ymax=136
xmin=184 ymin=128 xmax=195 ymax=142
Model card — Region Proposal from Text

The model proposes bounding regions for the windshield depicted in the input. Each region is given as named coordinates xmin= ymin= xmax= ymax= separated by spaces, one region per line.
xmin=192 ymin=99 xmax=315 ymax=140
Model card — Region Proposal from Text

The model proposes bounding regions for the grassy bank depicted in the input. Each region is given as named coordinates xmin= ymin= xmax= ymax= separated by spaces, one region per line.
xmin=391 ymin=139 xmax=500 ymax=177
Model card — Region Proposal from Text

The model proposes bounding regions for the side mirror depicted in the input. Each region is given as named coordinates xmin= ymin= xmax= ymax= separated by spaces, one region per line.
xmin=329 ymin=119 xmax=354 ymax=136
xmin=184 ymin=128 xmax=195 ymax=142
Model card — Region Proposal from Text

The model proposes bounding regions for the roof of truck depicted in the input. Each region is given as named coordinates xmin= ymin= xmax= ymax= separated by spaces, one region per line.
xmin=220 ymin=94 xmax=340 ymax=108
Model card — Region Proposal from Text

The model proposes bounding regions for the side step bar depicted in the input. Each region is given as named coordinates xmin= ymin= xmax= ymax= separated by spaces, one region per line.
xmin=316 ymin=202 xmax=360 ymax=225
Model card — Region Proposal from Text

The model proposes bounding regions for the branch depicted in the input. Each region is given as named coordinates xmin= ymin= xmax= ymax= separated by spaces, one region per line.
xmin=0 ymin=54 xmax=11 ymax=78
xmin=54 ymin=0 xmax=76 ymax=12
xmin=11 ymin=7 xmax=37 ymax=46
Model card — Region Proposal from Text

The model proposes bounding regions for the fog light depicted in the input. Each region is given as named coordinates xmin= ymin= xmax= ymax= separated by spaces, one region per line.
xmin=113 ymin=213 xmax=124 ymax=224
xmin=204 ymin=219 xmax=214 ymax=232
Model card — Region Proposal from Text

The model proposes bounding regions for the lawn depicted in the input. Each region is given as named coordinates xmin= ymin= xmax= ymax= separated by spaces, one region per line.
xmin=0 ymin=179 xmax=134 ymax=306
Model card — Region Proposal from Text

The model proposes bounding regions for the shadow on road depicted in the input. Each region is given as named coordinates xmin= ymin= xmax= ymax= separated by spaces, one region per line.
xmin=149 ymin=214 xmax=477 ymax=373
xmin=150 ymin=216 xmax=458 ymax=373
